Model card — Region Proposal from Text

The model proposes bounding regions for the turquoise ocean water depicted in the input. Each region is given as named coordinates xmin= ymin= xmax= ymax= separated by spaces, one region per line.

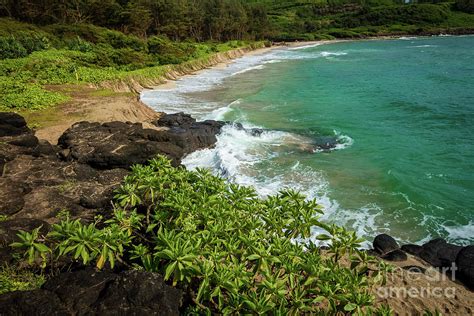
xmin=142 ymin=36 xmax=474 ymax=245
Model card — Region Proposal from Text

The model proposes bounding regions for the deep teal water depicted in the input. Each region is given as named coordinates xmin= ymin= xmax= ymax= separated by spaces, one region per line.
xmin=143 ymin=36 xmax=474 ymax=244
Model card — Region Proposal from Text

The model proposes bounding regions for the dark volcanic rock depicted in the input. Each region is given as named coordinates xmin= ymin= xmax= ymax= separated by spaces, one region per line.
xmin=419 ymin=238 xmax=462 ymax=268
xmin=153 ymin=112 xmax=225 ymax=156
xmin=0 ymin=155 xmax=128 ymax=222
xmin=0 ymin=268 xmax=182 ymax=316
xmin=456 ymin=246 xmax=474 ymax=289
xmin=0 ymin=112 xmax=30 ymax=137
xmin=0 ymin=289 xmax=70 ymax=315
xmin=373 ymin=233 xmax=400 ymax=255
xmin=381 ymin=249 xmax=408 ymax=261
xmin=59 ymin=116 xmax=224 ymax=169
xmin=58 ymin=121 xmax=177 ymax=168
xmin=313 ymin=136 xmax=338 ymax=151
xmin=401 ymin=244 xmax=423 ymax=256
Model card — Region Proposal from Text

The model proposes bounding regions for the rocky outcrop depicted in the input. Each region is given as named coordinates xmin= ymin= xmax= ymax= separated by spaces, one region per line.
xmin=58 ymin=113 xmax=225 ymax=169
xmin=418 ymin=238 xmax=463 ymax=268
xmin=372 ymin=233 xmax=474 ymax=289
xmin=373 ymin=234 xmax=399 ymax=255
xmin=456 ymin=246 xmax=474 ymax=290
xmin=401 ymin=244 xmax=423 ymax=256
xmin=0 ymin=268 xmax=182 ymax=315
xmin=0 ymin=112 xmax=225 ymax=223
xmin=381 ymin=249 xmax=407 ymax=262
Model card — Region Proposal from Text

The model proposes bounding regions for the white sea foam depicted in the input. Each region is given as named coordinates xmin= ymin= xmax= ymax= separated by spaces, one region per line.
xmin=399 ymin=36 xmax=418 ymax=40
xmin=231 ymin=64 xmax=265 ymax=76
xmin=141 ymin=50 xmax=283 ymax=119
xmin=412 ymin=44 xmax=437 ymax=48
xmin=443 ymin=222 xmax=474 ymax=245
xmin=202 ymin=99 xmax=240 ymax=121
xmin=320 ymin=51 xmax=347 ymax=57
xmin=333 ymin=130 xmax=354 ymax=150
xmin=264 ymin=59 xmax=282 ymax=64
xmin=288 ymin=43 xmax=325 ymax=50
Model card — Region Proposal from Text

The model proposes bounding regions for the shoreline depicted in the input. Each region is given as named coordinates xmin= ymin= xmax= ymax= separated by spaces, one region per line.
xmin=29 ymin=33 xmax=471 ymax=144
xmin=23 ymin=38 xmax=367 ymax=142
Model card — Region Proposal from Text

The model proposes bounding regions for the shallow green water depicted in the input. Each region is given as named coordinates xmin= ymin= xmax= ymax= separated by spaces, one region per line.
xmin=144 ymin=36 xmax=474 ymax=244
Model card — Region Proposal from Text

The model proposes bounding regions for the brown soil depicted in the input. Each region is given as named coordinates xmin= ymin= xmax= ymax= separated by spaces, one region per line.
xmin=21 ymin=85 xmax=160 ymax=144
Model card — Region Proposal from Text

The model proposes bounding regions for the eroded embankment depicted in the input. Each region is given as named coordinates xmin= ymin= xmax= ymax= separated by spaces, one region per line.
xmin=29 ymin=44 xmax=267 ymax=144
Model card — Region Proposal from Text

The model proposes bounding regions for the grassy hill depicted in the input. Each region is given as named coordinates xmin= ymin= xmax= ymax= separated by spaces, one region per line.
xmin=247 ymin=0 xmax=474 ymax=40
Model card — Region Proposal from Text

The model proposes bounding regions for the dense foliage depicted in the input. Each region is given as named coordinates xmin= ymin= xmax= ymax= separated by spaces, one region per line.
xmin=0 ymin=0 xmax=270 ymax=41
xmin=455 ymin=0 xmax=474 ymax=13
xmin=0 ymin=265 xmax=45 ymax=295
xmin=0 ymin=18 xmax=263 ymax=110
xmin=1 ymin=0 xmax=473 ymax=42
xmin=12 ymin=156 xmax=393 ymax=314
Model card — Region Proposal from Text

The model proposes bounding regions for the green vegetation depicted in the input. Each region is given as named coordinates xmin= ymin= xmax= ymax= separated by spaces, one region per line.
xmin=0 ymin=2 xmax=268 ymax=110
xmin=0 ymin=18 xmax=262 ymax=110
xmin=11 ymin=156 xmax=393 ymax=314
xmin=0 ymin=265 xmax=45 ymax=295
xmin=455 ymin=0 xmax=474 ymax=13
xmin=252 ymin=0 xmax=474 ymax=40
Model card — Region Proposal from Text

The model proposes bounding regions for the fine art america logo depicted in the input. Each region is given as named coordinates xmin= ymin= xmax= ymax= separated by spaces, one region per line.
xmin=376 ymin=263 xmax=457 ymax=299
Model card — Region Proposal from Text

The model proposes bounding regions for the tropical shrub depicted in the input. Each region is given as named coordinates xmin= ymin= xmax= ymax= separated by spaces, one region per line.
xmin=13 ymin=156 xmax=392 ymax=314
xmin=0 ymin=37 xmax=28 ymax=59
xmin=0 ymin=77 xmax=68 ymax=110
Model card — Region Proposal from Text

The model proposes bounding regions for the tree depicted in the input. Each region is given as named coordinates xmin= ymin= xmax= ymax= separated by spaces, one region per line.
xmin=120 ymin=0 xmax=152 ymax=37
xmin=455 ymin=0 xmax=474 ymax=13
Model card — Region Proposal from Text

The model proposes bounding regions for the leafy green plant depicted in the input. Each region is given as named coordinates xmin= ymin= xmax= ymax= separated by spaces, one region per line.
xmin=17 ymin=155 xmax=390 ymax=314
xmin=10 ymin=227 xmax=50 ymax=267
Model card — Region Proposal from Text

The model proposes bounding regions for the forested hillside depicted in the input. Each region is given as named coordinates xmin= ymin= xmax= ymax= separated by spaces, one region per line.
xmin=1 ymin=0 xmax=474 ymax=41
xmin=0 ymin=0 xmax=473 ymax=111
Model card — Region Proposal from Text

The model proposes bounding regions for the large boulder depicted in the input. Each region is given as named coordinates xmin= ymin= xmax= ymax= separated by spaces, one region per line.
xmin=0 ymin=268 xmax=182 ymax=315
xmin=381 ymin=249 xmax=408 ymax=262
xmin=419 ymin=238 xmax=463 ymax=268
xmin=153 ymin=112 xmax=225 ymax=155
xmin=401 ymin=244 xmax=423 ymax=256
xmin=58 ymin=118 xmax=224 ymax=169
xmin=0 ymin=155 xmax=128 ymax=222
xmin=313 ymin=136 xmax=338 ymax=151
xmin=373 ymin=234 xmax=399 ymax=255
xmin=456 ymin=246 xmax=474 ymax=289
xmin=0 ymin=112 xmax=30 ymax=137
